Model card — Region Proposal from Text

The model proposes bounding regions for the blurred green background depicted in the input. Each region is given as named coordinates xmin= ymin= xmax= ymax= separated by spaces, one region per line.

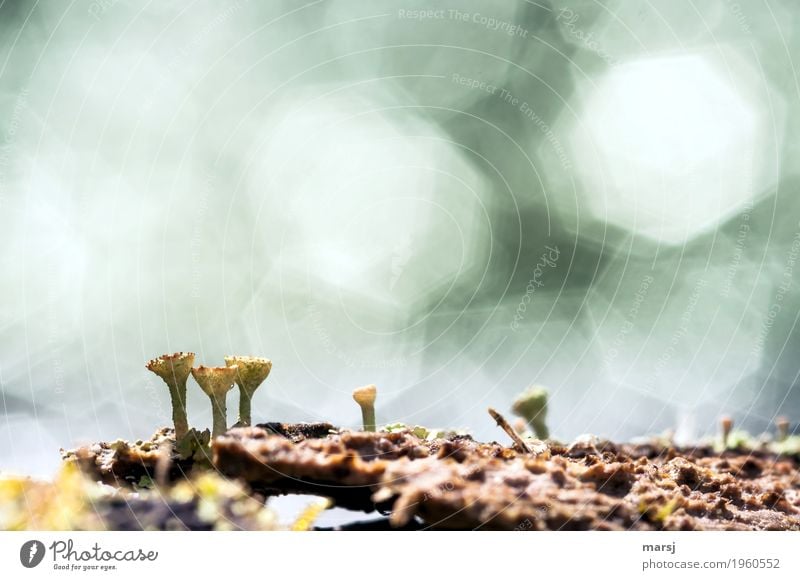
xmin=1 ymin=0 xmax=799 ymax=476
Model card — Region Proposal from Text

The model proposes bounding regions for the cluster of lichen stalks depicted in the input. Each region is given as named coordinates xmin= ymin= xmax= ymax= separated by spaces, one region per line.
xmin=146 ymin=351 xmax=549 ymax=445
xmin=146 ymin=353 xmax=272 ymax=440
xmin=147 ymin=354 xmax=795 ymax=453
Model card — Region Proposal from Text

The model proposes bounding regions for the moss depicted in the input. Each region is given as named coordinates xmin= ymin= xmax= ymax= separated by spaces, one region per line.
xmin=175 ymin=428 xmax=212 ymax=464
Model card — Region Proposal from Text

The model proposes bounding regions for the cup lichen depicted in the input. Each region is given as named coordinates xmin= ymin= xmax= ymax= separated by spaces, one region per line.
xmin=145 ymin=352 xmax=194 ymax=439
xmin=191 ymin=365 xmax=238 ymax=439
xmin=224 ymin=356 xmax=272 ymax=427
xmin=352 ymin=384 xmax=377 ymax=432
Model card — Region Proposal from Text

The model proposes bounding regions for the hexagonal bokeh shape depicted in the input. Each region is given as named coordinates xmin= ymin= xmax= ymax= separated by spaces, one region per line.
xmin=241 ymin=89 xmax=493 ymax=381
xmin=267 ymin=93 xmax=490 ymax=318
xmin=541 ymin=49 xmax=783 ymax=248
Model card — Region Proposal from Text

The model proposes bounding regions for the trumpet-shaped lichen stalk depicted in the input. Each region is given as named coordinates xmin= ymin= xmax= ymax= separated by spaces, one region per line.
xmin=512 ymin=386 xmax=549 ymax=440
xmin=352 ymin=384 xmax=377 ymax=432
xmin=145 ymin=352 xmax=194 ymax=439
xmin=720 ymin=416 xmax=733 ymax=447
xmin=776 ymin=416 xmax=789 ymax=442
xmin=224 ymin=356 xmax=272 ymax=426
xmin=191 ymin=365 xmax=238 ymax=439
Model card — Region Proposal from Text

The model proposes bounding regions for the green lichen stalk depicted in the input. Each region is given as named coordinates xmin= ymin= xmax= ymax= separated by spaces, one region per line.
xmin=145 ymin=352 xmax=195 ymax=439
xmin=191 ymin=365 xmax=238 ymax=439
xmin=512 ymin=386 xmax=550 ymax=440
xmin=224 ymin=356 xmax=272 ymax=426
xmin=353 ymin=384 xmax=377 ymax=432
xmin=776 ymin=416 xmax=789 ymax=442
xmin=720 ymin=416 xmax=733 ymax=448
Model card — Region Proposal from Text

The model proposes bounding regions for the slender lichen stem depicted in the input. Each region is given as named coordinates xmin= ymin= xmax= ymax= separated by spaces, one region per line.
xmin=721 ymin=416 xmax=733 ymax=448
xmin=239 ymin=392 xmax=253 ymax=427
xmin=210 ymin=393 xmax=229 ymax=439
xmin=167 ymin=384 xmax=189 ymax=440
xmin=353 ymin=384 xmax=377 ymax=432
xmin=776 ymin=416 xmax=789 ymax=442
xmin=531 ymin=417 xmax=549 ymax=441
xmin=360 ymin=405 xmax=376 ymax=433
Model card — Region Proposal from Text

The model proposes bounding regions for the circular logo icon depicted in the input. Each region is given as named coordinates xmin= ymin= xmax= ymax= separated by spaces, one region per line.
xmin=20 ymin=540 xmax=46 ymax=568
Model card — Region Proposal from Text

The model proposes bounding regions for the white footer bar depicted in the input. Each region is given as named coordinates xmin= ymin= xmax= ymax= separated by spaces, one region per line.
xmin=0 ymin=531 xmax=797 ymax=578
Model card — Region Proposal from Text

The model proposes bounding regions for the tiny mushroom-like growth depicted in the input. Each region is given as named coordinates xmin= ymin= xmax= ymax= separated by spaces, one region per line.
xmin=512 ymin=386 xmax=550 ymax=440
xmin=720 ymin=415 xmax=734 ymax=447
xmin=146 ymin=352 xmax=195 ymax=439
xmin=224 ymin=356 xmax=272 ymax=426
xmin=776 ymin=416 xmax=790 ymax=442
xmin=352 ymin=384 xmax=377 ymax=432
xmin=191 ymin=365 xmax=238 ymax=439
